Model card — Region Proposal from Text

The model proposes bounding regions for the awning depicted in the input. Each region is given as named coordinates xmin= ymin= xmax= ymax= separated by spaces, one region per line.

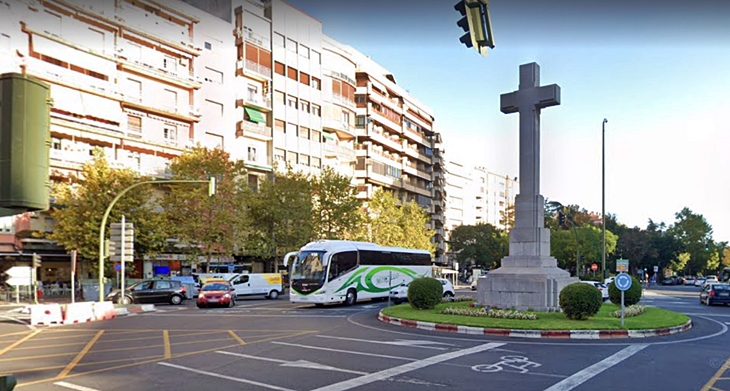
xmin=244 ymin=107 xmax=266 ymax=124
xmin=322 ymin=132 xmax=336 ymax=141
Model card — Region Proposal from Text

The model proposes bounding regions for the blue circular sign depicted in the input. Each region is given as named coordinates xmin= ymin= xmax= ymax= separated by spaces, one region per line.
xmin=114 ymin=263 xmax=121 ymax=272
xmin=615 ymin=273 xmax=632 ymax=291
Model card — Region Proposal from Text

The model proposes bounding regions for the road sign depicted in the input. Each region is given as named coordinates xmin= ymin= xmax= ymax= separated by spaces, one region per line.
xmin=5 ymin=266 xmax=31 ymax=279
xmin=615 ymin=273 xmax=632 ymax=291
xmin=5 ymin=277 xmax=31 ymax=286
xmin=653 ymin=266 xmax=659 ymax=273
xmin=616 ymin=259 xmax=629 ymax=272
xmin=591 ymin=263 xmax=598 ymax=271
xmin=110 ymin=221 xmax=134 ymax=263
xmin=227 ymin=264 xmax=235 ymax=273
xmin=114 ymin=263 xmax=121 ymax=272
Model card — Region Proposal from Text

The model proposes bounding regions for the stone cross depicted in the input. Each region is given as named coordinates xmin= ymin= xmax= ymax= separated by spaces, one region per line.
xmin=500 ymin=62 xmax=560 ymax=232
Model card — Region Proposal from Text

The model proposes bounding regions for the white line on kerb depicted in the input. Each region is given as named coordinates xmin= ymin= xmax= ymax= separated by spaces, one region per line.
xmin=309 ymin=342 xmax=506 ymax=391
xmin=53 ymin=382 xmax=102 ymax=391
xmin=542 ymin=344 xmax=648 ymax=391
xmin=157 ymin=362 xmax=296 ymax=391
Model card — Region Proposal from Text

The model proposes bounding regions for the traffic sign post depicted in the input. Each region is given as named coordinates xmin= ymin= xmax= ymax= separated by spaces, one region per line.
xmin=616 ymin=259 xmax=629 ymax=273
xmin=227 ymin=264 xmax=235 ymax=273
xmin=5 ymin=266 xmax=31 ymax=304
xmin=110 ymin=216 xmax=134 ymax=291
xmin=615 ymin=273 xmax=633 ymax=327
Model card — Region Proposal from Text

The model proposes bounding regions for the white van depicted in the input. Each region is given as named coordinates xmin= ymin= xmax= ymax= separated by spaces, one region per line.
xmin=229 ymin=273 xmax=285 ymax=300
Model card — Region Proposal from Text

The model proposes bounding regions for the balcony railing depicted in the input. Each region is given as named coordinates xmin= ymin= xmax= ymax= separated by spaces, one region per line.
xmin=127 ymin=124 xmax=143 ymax=139
xmin=237 ymin=120 xmax=272 ymax=139
xmin=238 ymin=94 xmax=272 ymax=111
xmin=332 ymin=93 xmax=356 ymax=109
xmin=238 ymin=59 xmax=271 ymax=79
xmin=323 ymin=143 xmax=356 ymax=160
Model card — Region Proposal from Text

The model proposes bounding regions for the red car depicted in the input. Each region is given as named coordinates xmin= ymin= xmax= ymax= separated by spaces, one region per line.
xmin=197 ymin=280 xmax=236 ymax=308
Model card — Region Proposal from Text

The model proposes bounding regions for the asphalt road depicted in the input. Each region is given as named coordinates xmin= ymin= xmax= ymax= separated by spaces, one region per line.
xmin=1 ymin=286 xmax=729 ymax=391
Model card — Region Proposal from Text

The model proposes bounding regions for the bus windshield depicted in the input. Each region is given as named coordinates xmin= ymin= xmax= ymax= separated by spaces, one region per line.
xmin=290 ymin=251 xmax=327 ymax=294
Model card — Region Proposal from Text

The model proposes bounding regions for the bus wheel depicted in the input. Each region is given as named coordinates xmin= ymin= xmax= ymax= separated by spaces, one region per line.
xmin=345 ymin=289 xmax=357 ymax=306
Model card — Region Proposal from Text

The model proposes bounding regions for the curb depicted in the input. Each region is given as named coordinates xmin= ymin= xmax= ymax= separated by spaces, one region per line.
xmin=377 ymin=310 xmax=693 ymax=339
xmin=114 ymin=304 xmax=156 ymax=316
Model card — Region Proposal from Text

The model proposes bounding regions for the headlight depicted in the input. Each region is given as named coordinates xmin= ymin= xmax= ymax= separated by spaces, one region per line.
xmin=198 ymin=294 xmax=205 ymax=299
xmin=223 ymin=293 xmax=230 ymax=298
xmin=314 ymin=290 xmax=327 ymax=295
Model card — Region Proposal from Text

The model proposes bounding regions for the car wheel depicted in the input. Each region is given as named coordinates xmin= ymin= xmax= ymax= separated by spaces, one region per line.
xmin=121 ymin=295 xmax=133 ymax=305
xmin=170 ymin=295 xmax=183 ymax=305
xmin=196 ymin=303 xmax=204 ymax=309
xmin=228 ymin=299 xmax=234 ymax=308
xmin=268 ymin=290 xmax=280 ymax=300
xmin=443 ymin=292 xmax=455 ymax=301
xmin=344 ymin=289 xmax=357 ymax=306
xmin=392 ymin=298 xmax=401 ymax=305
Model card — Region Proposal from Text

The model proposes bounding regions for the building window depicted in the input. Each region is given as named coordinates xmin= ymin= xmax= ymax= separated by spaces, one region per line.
xmin=273 ymin=33 xmax=284 ymax=47
xmin=274 ymin=90 xmax=285 ymax=105
xmin=163 ymin=56 xmax=177 ymax=73
xmin=205 ymin=42 xmax=212 ymax=50
xmin=287 ymin=96 xmax=298 ymax=109
xmin=286 ymin=151 xmax=298 ymax=165
xmin=356 ymin=115 xmax=367 ymax=128
xmin=286 ymin=122 xmax=298 ymax=135
xmin=300 ymin=72 xmax=310 ymax=86
xmin=311 ymin=77 xmax=321 ymax=90
xmin=342 ymin=111 xmax=350 ymax=124
xmin=163 ymin=125 xmax=177 ymax=142
xmin=300 ymin=154 xmax=310 ymax=166
xmin=204 ymin=67 xmax=224 ymax=84
xmin=299 ymin=44 xmax=310 ymax=59
xmin=311 ymin=104 xmax=321 ymax=117
xmin=311 ymin=156 xmax=321 ymax=168
xmin=311 ymin=50 xmax=321 ymax=64
xmin=311 ymin=130 xmax=321 ymax=142
xmin=286 ymin=38 xmax=297 ymax=53
xmin=300 ymin=100 xmax=309 ymax=113
xmin=286 ymin=66 xmax=297 ymax=81
xmin=247 ymin=147 xmax=257 ymax=161
xmin=275 ymin=119 xmax=285 ymax=133
xmin=163 ymin=89 xmax=177 ymax=111
xmin=298 ymin=127 xmax=309 ymax=139
xmin=127 ymin=79 xmax=142 ymax=100
xmin=274 ymin=148 xmax=285 ymax=162
xmin=0 ymin=216 xmax=14 ymax=234
xmin=248 ymin=174 xmax=259 ymax=190
xmin=274 ymin=61 xmax=285 ymax=75
xmin=127 ymin=114 xmax=142 ymax=136
xmin=247 ymin=84 xmax=258 ymax=99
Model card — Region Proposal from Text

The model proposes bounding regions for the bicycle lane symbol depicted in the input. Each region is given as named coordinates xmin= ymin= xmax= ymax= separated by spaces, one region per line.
xmin=472 ymin=356 xmax=542 ymax=374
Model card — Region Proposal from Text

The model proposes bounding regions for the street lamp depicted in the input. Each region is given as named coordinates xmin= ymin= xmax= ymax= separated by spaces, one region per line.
xmin=97 ymin=178 xmax=216 ymax=302
xmin=602 ymin=118 xmax=608 ymax=279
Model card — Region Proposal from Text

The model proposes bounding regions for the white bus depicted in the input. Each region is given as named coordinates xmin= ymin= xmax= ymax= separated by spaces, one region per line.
xmin=283 ymin=240 xmax=433 ymax=306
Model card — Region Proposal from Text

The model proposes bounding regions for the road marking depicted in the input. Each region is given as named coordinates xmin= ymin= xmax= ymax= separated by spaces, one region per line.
xmin=228 ymin=330 xmax=246 ymax=345
xmin=163 ymin=330 xmax=171 ymax=359
xmin=701 ymin=355 xmax=730 ymax=391
xmin=309 ymin=342 xmax=506 ymax=391
xmin=315 ymin=335 xmax=452 ymax=350
xmin=157 ymin=362 xmax=296 ymax=391
xmin=0 ymin=329 xmax=40 ymax=357
xmin=57 ymin=330 xmax=104 ymax=379
xmin=542 ymin=344 xmax=648 ymax=391
xmin=53 ymin=381 xmax=102 ymax=391
xmin=272 ymin=341 xmax=418 ymax=361
xmin=216 ymin=350 xmax=368 ymax=375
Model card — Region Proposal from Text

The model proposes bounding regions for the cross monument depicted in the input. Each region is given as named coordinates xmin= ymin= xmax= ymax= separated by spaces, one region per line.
xmin=477 ymin=62 xmax=577 ymax=311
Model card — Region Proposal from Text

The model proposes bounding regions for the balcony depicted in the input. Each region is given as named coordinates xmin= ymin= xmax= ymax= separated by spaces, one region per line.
xmin=331 ymin=93 xmax=356 ymax=110
xmin=117 ymin=57 xmax=202 ymax=90
xmin=322 ymin=117 xmax=355 ymax=139
xmin=127 ymin=124 xmax=143 ymax=139
xmin=25 ymin=57 xmax=120 ymax=100
xmin=236 ymin=94 xmax=272 ymax=112
xmin=368 ymin=126 xmax=402 ymax=152
xmin=50 ymin=149 xmax=88 ymax=170
xmin=237 ymin=59 xmax=271 ymax=81
xmin=323 ymin=143 xmax=356 ymax=161
xmin=234 ymin=28 xmax=271 ymax=49
xmin=237 ymin=120 xmax=272 ymax=141
xmin=119 ymin=95 xmax=199 ymax=123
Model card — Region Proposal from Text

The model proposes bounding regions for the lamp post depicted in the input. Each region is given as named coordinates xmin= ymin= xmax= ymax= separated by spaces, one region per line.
xmin=97 ymin=178 xmax=216 ymax=302
xmin=602 ymin=118 xmax=608 ymax=279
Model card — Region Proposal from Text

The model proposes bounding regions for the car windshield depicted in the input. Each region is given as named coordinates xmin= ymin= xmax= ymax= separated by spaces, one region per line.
xmin=202 ymin=283 xmax=229 ymax=291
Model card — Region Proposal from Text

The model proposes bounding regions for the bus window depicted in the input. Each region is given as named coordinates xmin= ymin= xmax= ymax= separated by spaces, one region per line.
xmin=359 ymin=250 xmax=395 ymax=266
xmin=328 ymin=251 xmax=358 ymax=280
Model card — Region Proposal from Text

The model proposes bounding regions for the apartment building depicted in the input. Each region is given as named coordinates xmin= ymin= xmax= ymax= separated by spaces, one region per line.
xmin=0 ymin=0 xmax=232 ymax=280
xmin=472 ymin=167 xmax=518 ymax=230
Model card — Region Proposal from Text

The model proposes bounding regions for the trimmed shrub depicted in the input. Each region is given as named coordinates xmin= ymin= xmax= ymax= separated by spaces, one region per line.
xmin=407 ymin=277 xmax=443 ymax=310
xmin=608 ymin=276 xmax=642 ymax=306
xmin=559 ymin=282 xmax=603 ymax=320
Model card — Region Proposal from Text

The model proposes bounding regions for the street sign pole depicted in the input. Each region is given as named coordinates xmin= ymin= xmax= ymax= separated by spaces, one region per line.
xmin=71 ymin=250 xmax=77 ymax=303
xmin=615 ymin=273 xmax=632 ymax=327
xmin=121 ymin=215 xmax=126 ymax=291
xmin=621 ymin=290 xmax=625 ymax=327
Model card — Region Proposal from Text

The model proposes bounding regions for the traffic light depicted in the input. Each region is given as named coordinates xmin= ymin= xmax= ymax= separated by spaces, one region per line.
xmin=705 ymin=241 xmax=710 ymax=251
xmin=454 ymin=0 xmax=495 ymax=57
xmin=558 ymin=212 xmax=566 ymax=226
xmin=32 ymin=253 xmax=41 ymax=268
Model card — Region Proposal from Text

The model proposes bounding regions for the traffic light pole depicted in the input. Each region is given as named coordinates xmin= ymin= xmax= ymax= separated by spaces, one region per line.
xmin=97 ymin=178 xmax=216 ymax=302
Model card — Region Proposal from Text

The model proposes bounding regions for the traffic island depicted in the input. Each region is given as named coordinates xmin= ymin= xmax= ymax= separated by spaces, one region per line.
xmin=113 ymin=304 xmax=156 ymax=317
xmin=379 ymin=301 xmax=692 ymax=339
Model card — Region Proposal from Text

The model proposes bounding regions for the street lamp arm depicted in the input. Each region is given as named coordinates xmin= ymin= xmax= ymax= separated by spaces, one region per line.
xmin=97 ymin=179 xmax=212 ymax=302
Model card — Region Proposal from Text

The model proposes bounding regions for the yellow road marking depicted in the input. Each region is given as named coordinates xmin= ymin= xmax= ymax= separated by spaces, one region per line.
xmin=0 ymin=351 xmax=77 ymax=362
xmin=0 ymin=331 xmax=34 ymax=339
xmin=718 ymin=377 xmax=730 ymax=380
xmin=56 ymin=330 xmax=104 ymax=379
xmin=0 ymin=330 xmax=41 ymax=357
xmin=15 ymin=330 xmax=318 ymax=388
xmin=96 ymin=330 xmax=223 ymax=344
xmin=701 ymin=355 xmax=730 ymax=391
xmin=163 ymin=330 xmax=171 ymax=359
xmin=12 ymin=340 xmax=92 ymax=351
xmin=228 ymin=330 xmax=246 ymax=345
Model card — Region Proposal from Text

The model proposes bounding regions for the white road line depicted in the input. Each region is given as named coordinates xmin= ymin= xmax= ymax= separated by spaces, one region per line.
xmin=157 ymin=362 xmax=296 ymax=391
xmin=309 ymin=342 xmax=505 ymax=391
xmin=542 ymin=344 xmax=648 ymax=391
xmin=215 ymin=351 xmax=368 ymax=375
xmin=53 ymin=382 xmax=102 ymax=391
xmin=315 ymin=335 xmax=450 ymax=350
xmin=271 ymin=341 xmax=418 ymax=361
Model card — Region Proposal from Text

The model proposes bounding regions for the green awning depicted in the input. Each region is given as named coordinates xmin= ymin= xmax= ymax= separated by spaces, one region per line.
xmin=322 ymin=132 xmax=336 ymax=141
xmin=244 ymin=107 xmax=266 ymax=123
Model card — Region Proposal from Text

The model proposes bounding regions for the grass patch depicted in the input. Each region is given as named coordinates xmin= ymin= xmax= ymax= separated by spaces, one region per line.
xmin=382 ymin=301 xmax=689 ymax=330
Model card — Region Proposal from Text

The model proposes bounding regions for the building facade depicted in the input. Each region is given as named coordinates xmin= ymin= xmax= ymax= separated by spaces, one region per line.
xmin=0 ymin=0 xmax=446 ymax=281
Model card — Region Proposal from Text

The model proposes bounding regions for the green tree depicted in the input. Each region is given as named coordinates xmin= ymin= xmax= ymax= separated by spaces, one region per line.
xmin=400 ymin=200 xmax=437 ymax=252
xmin=667 ymin=207 xmax=714 ymax=274
xmin=499 ymin=203 xmax=515 ymax=231
xmin=46 ymin=149 xmax=168 ymax=277
xmin=722 ymin=246 xmax=730 ymax=268
xmin=311 ymin=167 xmax=362 ymax=240
xmin=365 ymin=189 xmax=435 ymax=251
xmin=448 ymin=223 xmax=507 ymax=270
xmin=161 ymin=147 xmax=249 ymax=271
xmin=245 ymin=167 xmax=314 ymax=260
xmin=672 ymin=252 xmax=691 ymax=272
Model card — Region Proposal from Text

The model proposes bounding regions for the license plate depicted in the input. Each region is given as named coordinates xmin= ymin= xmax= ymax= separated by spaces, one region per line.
xmin=719 ymin=293 xmax=729 ymax=297
xmin=208 ymin=298 xmax=219 ymax=303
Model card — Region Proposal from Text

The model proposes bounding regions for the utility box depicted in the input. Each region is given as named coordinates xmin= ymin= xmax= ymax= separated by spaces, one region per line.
xmin=0 ymin=72 xmax=52 ymax=212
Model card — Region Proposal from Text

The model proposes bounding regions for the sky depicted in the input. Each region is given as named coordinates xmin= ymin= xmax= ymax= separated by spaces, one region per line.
xmin=285 ymin=0 xmax=730 ymax=243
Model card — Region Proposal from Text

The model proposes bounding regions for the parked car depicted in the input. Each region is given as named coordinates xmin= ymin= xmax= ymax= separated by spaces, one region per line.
xmin=694 ymin=278 xmax=707 ymax=287
xmin=390 ymin=278 xmax=455 ymax=304
xmin=700 ymin=283 xmax=730 ymax=306
xmin=662 ymin=276 xmax=684 ymax=285
xmin=579 ymin=280 xmax=609 ymax=301
xmin=702 ymin=276 xmax=719 ymax=289
xmin=605 ymin=276 xmax=615 ymax=286
xmin=106 ymin=279 xmax=187 ymax=305
xmin=684 ymin=276 xmax=697 ymax=286
xmin=197 ymin=280 xmax=236 ymax=308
